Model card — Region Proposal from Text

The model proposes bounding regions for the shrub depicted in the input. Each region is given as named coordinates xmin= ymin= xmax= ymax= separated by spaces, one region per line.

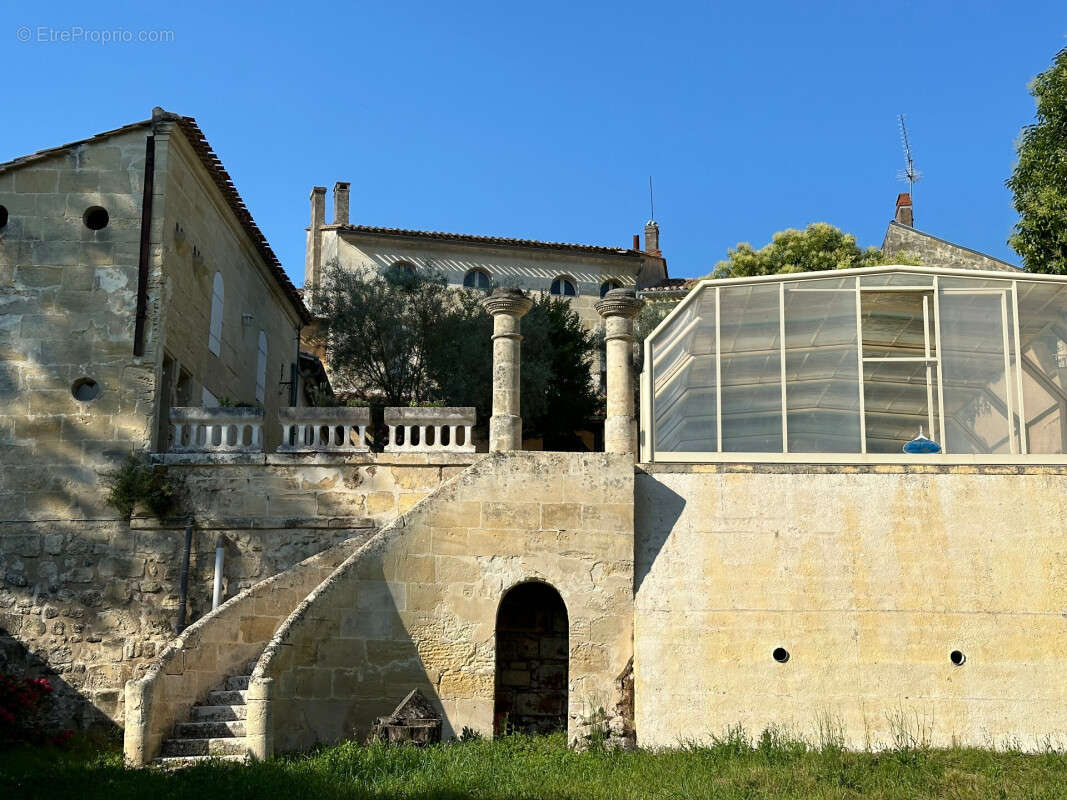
xmin=0 ymin=673 xmax=72 ymax=748
xmin=101 ymin=453 xmax=179 ymax=519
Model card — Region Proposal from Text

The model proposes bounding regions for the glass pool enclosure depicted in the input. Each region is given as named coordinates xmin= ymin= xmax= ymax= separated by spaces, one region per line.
xmin=641 ymin=267 xmax=1067 ymax=462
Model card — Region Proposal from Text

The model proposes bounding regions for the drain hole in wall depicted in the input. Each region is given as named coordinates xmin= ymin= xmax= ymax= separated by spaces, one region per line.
xmin=83 ymin=206 xmax=109 ymax=230
xmin=950 ymin=650 xmax=966 ymax=666
xmin=71 ymin=377 xmax=100 ymax=402
xmin=772 ymin=647 xmax=790 ymax=663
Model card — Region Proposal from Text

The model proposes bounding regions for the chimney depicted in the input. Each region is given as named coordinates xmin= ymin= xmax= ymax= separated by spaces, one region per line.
xmin=632 ymin=234 xmax=640 ymax=250
xmin=306 ymin=186 xmax=327 ymax=289
xmin=894 ymin=193 xmax=913 ymax=227
xmin=644 ymin=220 xmax=661 ymax=256
xmin=333 ymin=181 xmax=350 ymax=226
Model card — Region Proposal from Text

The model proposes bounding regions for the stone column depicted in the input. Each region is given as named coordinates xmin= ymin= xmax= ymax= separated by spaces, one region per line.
xmin=482 ymin=287 xmax=533 ymax=452
xmin=245 ymin=677 xmax=274 ymax=761
xmin=595 ymin=287 xmax=644 ymax=456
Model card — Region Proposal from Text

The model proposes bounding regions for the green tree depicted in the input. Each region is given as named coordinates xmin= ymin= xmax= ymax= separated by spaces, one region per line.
xmin=710 ymin=222 xmax=917 ymax=278
xmin=309 ymin=262 xmax=600 ymax=445
xmin=1007 ymin=45 xmax=1067 ymax=274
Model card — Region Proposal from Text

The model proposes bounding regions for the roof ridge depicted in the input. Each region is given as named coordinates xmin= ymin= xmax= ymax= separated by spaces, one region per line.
xmin=0 ymin=110 xmax=310 ymax=323
xmin=336 ymin=223 xmax=644 ymax=257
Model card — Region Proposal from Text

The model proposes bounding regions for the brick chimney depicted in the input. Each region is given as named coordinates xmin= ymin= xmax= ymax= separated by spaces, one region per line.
xmin=333 ymin=181 xmax=350 ymax=226
xmin=895 ymin=193 xmax=913 ymax=227
xmin=644 ymin=220 xmax=661 ymax=256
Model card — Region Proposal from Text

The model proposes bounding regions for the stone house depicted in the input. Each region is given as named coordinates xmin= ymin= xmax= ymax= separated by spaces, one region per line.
xmin=4 ymin=111 xmax=1067 ymax=766
xmin=0 ymin=108 xmax=314 ymax=723
xmin=304 ymin=182 xmax=668 ymax=387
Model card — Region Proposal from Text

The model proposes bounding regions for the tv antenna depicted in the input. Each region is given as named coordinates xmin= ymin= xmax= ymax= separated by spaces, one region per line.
xmin=897 ymin=114 xmax=922 ymax=198
xmin=648 ymin=175 xmax=655 ymax=221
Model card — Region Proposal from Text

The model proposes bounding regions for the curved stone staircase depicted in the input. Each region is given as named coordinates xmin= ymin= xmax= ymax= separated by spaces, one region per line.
xmin=153 ymin=662 xmax=257 ymax=767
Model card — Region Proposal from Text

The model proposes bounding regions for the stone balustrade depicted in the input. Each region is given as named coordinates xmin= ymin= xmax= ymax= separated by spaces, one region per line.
xmin=169 ymin=407 xmax=264 ymax=453
xmin=384 ymin=407 xmax=476 ymax=454
xmin=278 ymin=407 xmax=371 ymax=453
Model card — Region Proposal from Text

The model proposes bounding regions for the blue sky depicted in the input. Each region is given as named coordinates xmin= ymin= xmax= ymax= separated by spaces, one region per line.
xmin=2 ymin=1 xmax=1064 ymax=282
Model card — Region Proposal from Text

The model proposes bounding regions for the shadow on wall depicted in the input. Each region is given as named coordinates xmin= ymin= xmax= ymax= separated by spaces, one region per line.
xmin=261 ymin=546 xmax=457 ymax=751
xmin=633 ymin=472 xmax=686 ymax=594
xmin=0 ymin=629 xmax=119 ymax=735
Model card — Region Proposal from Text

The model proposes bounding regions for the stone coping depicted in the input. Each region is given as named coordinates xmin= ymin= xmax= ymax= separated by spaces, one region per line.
xmin=130 ymin=515 xmax=380 ymax=531
xmin=638 ymin=462 xmax=1067 ymax=476
xmin=383 ymin=407 xmax=476 ymax=423
xmin=169 ymin=406 xmax=264 ymax=420
xmin=279 ymin=406 xmax=371 ymax=422
xmin=154 ymin=452 xmax=484 ymax=467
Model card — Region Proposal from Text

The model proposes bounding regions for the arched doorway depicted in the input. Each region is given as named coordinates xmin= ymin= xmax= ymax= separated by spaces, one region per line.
xmin=494 ymin=581 xmax=569 ymax=735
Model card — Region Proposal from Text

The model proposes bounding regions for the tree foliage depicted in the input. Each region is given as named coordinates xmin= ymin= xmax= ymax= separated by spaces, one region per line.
xmin=710 ymin=222 xmax=918 ymax=278
xmin=309 ymin=263 xmax=601 ymax=443
xmin=1007 ymin=45 xmax=1067 ymax=274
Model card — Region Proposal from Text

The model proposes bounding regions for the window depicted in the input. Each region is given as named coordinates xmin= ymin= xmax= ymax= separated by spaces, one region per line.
xmin=391 ymin=261 xmax=416 ymax=276
xmin=208 ymin=272 xmax=224 ymax=356
xmin=551 ymin=276 xmax=577 ymax=297
xmin=0 ymin=205 xmax=7 ymax=229
xmin=255 ymin=331 xmax=268 ymax=403
xmin=83 ymin=206 xmax=109 ymax=230
xmin=202 ymin=387 xmax=218 ymax=407
xmin=600 ymin=280 xmax=621 ymax=298
xmin=463 ymin=268 xmax=492 ymax=290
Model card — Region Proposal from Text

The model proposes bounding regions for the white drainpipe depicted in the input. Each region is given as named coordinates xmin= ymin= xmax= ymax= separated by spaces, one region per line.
xmin=212 ymin=535 xmax=225 ymax=610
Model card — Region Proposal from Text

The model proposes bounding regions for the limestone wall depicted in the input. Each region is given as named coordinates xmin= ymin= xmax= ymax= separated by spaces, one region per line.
xmin=634 ymin=463 xmax=1067 ymax=750
xmin=253 ymin=452 xmax=634 ymax=753
xmin=154 ymin=131 xmax=303 ymax=448
xmin=0 ymin=126 xmax=162 ymax=521
xmin=0 ymin=453 xmax=471 ymax=731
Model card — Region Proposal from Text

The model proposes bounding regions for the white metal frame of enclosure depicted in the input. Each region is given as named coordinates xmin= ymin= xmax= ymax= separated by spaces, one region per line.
xmin=639 ymin=265 xmax=1067 ymax=465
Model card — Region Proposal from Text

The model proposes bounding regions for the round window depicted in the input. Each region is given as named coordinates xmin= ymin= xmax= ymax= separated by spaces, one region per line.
xmin=71 ymin=377 xmax=101 ymax=402
xmin=83 ymin=206 xmax=109 ymax=231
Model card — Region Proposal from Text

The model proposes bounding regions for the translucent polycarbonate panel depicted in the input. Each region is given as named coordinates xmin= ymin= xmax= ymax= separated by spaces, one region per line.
xmin=863 ymin=361 xmax=939 ymax=453
xmin=860 ymin=272 xmax=934 ymax=287
xmin=938 ymin=288 xmax=1015 ymax=454
xmin=860 ymin=290 xmax=934 ymax=358
xmin=719 ymin=284 xmax=782 ymax=451
xmin=783 ymin=279 xmax=861 ymax=452
xmin=1017 ymin=281 xmax=1067 ymax=453
xmin=652 ymin=287 xmax=717 ymax=452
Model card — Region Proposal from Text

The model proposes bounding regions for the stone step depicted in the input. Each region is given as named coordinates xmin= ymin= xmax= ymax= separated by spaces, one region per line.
xmin=224 ymin=675 xmax=250 ymax=691
xmin=174 ymin=720 xmax=246 ymax=739
xmin=161 ymin=736 xmax=247 ymax=758
xmin=153 ymin=754 xmax=248 ymax=769
xmin=206 ymin=689 xmax=247 ymax=706
xmin=190 ymin=704 xmax=247 ymax=722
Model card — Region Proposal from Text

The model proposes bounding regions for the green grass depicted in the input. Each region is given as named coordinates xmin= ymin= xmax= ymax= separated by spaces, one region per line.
xmin=3 ymin=730 xmax=1067 ymax=799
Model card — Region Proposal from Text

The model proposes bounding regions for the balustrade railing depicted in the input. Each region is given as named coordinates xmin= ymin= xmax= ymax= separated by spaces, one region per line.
xmin=278 ymin=407 xmax=371 ymax=453
xmin=169 ymin=407 xmax=264 ymax=453
xmin=384 ymin=407 xmax=476 ymax=454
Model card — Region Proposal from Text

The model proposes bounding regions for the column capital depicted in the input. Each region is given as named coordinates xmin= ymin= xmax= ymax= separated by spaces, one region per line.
xmin=482 ymin=287 xmax=533 ymax=318
xmin=594 ymin=287 xmax=644 ymax=320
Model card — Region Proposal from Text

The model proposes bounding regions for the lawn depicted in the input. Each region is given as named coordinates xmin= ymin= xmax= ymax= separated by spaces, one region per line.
xmin=3 ymin=730 xmax=1067 ymax=799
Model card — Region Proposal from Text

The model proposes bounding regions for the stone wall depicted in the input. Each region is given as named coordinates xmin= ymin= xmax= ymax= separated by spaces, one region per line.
xmin=0 ymin=126 xmax=162 ymax=521
xmin=0 ymin=453 xmax=471 ymax=731
xmin=882 ymin=221 xmax=1019 ymax=272
xmin=634 ymin=463 xmax=1067 ymax=750
xmin=252 ymin=451 xmax=634 ymax=754
xmin=155 ymin=131 xmax=304 ymax=448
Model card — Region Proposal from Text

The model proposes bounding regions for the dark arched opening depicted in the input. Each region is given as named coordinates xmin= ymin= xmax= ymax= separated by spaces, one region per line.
xmin=494 ymin=581 xmax=568 ymax=736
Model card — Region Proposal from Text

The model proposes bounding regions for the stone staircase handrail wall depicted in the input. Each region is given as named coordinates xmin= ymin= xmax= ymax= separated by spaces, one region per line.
xmin=383 ymin=406 xmax=476 ymax=454
xmin=278 ymin=406 xmax=371 ymax=453
xmin=122 ymin=535 xmax=368 ymax=766
xmin=169 ymin=407 xmax=265 ymax=453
